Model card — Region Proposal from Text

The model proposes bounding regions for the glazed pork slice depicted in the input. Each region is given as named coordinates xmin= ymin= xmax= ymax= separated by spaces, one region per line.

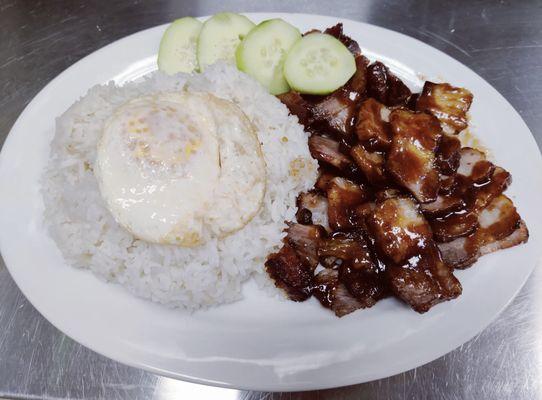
xmin=424 ymin=149 xmax=512 ymax=242
xmin=467 ymin=166 xmax=511 ymax=211
xmin=416 ymin=82 xmax=473 ymax=134
xmin=386 ymin=109 xmax=442 ymax=203
xmin=406 ymin=93 xmax=420 ymax=110
xmin=436 ymin=134 xmax=461 ymax=175
xmin=286 ymin=223 xmax=326 ymax=270
xmin=297 ymin=191 xmax=330 ymax=230
xmin=312 ymin=269 xmax=365 ymax=317
xmin=367 ymin=196 xmax=434 ymax=264
xmin=311 ymin=91 xmax=357 ymax=137
xmin=339 ymin=262 xmax=387 ymax=309
xmin=277 ymin=91 xmax=313 ymax=127
xmin=421 ymin=147 xmax=501 ymax=217
xmin=350 ymin=145 xmax=389 ymax=186
xmin=327 ymin=177 xmax=371 ymax=230
xmin=477 ymin=195 xmax=522 ymax=240
xmin=456 ymin=147 xmax=494 ymax=182
xmin=367 ymin=61 xmax=412 ymax=106
xmin=431 ymin=211 xmax=479 ymax=242
xmin=367 ymin=196 xmax=462 ymax=312
xmin=387 ymin=244 xmax=462 ymax=313
xmin=318 ymin=230 xmax=373 ymax=269
xmin=350 ymin=201 xmax=376 ymax=231
xmin=308 ymin=135 xmax=353 ymax=170
xmin=478 ymin=220 xmax=529 ymax=258
xmin=315 ymin=170 xmax=336 ymax=192
xmin=318 ymin=230 xmax=388 ymax=308
xmin=426 ymin=149 xmax=514 ymax=245
xmin=347 ymin=55 xmax=370 ymax=100
xmin=374 ymin=188 xmax=403 ymax=201
xmin=420 ymin=193 xmax=465 ymax=217
xmin=265 ymin=243 xmax=313 ymax=301
xmin=355 ymin=98 xmax=391 ymax=151
xmin=439 ymin=195 xmax=528 ymax=269
xmin=454 ymin=148 xmax=509 ymax=212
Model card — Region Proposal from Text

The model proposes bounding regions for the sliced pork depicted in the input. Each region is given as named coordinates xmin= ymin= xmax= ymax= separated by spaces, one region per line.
xmin=416 ymin=82 xmax=473 ymax=134
xmin=387 ymin=109 xmax=442 ymax=203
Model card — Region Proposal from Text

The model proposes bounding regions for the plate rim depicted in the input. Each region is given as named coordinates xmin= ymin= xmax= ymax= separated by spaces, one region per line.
xmin=1 ymin=12 xmax=541 ymax=392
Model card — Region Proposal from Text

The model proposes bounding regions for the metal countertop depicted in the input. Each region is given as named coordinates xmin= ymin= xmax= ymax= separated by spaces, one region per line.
xmin=1 ymin=1 xmax=541 ymax=399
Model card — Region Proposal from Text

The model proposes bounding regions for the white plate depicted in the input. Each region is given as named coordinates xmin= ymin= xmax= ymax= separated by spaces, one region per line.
xmin=0 ymin=13 xmax=541 ymax=392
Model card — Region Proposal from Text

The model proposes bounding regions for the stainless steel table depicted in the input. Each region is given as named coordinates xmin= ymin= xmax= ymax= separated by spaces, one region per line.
xmin=1 ymin=1 xmax=541 ymax=399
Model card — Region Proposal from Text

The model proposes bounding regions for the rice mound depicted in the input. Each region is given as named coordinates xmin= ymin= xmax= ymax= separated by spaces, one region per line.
xmin=41 ymin=63 xmax=317 ymax=310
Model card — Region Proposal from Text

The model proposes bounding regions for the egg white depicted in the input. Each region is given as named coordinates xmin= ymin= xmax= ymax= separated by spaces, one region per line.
xmin=95 ymin=91 xmax=265 ymax=246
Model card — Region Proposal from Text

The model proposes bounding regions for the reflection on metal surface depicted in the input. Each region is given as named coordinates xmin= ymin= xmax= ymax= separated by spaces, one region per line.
xmin=1 ymin=0 xmax=542 ymax=399
xmin=155 ymin=377 xmax=240 ymax=400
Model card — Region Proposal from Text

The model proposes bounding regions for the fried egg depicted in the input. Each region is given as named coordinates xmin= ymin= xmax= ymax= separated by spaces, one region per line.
xmin=95 ymin=91 xmax=266 ymax=246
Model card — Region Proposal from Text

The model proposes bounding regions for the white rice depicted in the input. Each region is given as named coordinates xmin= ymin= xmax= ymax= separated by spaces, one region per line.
xmin=41 ymin=63 xmax=317 ymax=310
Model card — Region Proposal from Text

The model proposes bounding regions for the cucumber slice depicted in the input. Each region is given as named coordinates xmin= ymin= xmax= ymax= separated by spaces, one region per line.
xmin=236 ymin=19 xmax=301 ymax=95
xmin=267 ymin=57 xmax=290 ymax=95
xmin=197 ymin=13 xmax=255 ymax=70
xmin=283 ymin=33 xmax=356 ymax=95
xmin=157 ymin=17 xmax=202 ymax=74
